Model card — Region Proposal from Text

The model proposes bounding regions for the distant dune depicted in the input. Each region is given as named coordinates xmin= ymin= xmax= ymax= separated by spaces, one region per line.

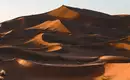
xmin=0 ymin=5 xmax=130 ymax=80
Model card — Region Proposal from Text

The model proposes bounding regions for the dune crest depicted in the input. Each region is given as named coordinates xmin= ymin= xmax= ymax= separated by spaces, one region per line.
xmin=0 ymin=30 xmax=13 ymax=38
xmin=48 ymin=5 xmax=80 ymax=19
xmin=24 ymin=33 xmax=62 ymax=52
xmin=26 ymin=19 xmax=71 ymax=33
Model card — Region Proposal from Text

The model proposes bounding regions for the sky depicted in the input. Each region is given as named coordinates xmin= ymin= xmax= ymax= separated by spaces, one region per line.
xmin=0 ymin=0 xmax=130 ymax=22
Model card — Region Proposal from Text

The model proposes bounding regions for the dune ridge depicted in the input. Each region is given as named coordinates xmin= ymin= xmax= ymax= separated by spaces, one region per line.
xmin=48 ymin=5 xmax=80 ymax=19
xmin=26 ymin=19 xmax=71 ymax=33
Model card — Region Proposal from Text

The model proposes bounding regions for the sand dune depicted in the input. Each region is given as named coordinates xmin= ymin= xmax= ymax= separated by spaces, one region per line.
xmin=48 ymin=5 xmax=80 ymax=19
xmin=0 ymin=5 xmax=130 ymax=80
xmin=26 ymin=19 xmax=71 ymax=33
xmin=24 ymin=33 xmax=62 ymax=52
xmin=0 ymin=58 xmax=105 ymax=80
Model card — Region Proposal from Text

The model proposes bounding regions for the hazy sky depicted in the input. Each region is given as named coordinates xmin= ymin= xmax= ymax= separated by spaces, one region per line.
xmin=0 ymin=0 xmax=130 ymax=22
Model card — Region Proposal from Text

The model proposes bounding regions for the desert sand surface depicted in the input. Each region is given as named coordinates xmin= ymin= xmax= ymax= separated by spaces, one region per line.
xmin=0 ymin=5 xmax=130 ymax=80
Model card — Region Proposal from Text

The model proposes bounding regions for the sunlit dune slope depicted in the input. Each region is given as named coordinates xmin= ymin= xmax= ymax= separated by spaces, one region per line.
xmin=103 ymin=63 xmax=130 ymax=80
xmin=48 ymin=5 xmax=80 ymax=19
xmin=24 ymin=33 xmax=62 ymax=52
xmin=26 ymin=19 xmax=71 ymax=33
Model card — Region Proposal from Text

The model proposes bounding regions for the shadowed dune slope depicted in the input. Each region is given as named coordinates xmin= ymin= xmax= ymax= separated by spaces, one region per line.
xmin=0 ymin=58 xmax=105 ymax=80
